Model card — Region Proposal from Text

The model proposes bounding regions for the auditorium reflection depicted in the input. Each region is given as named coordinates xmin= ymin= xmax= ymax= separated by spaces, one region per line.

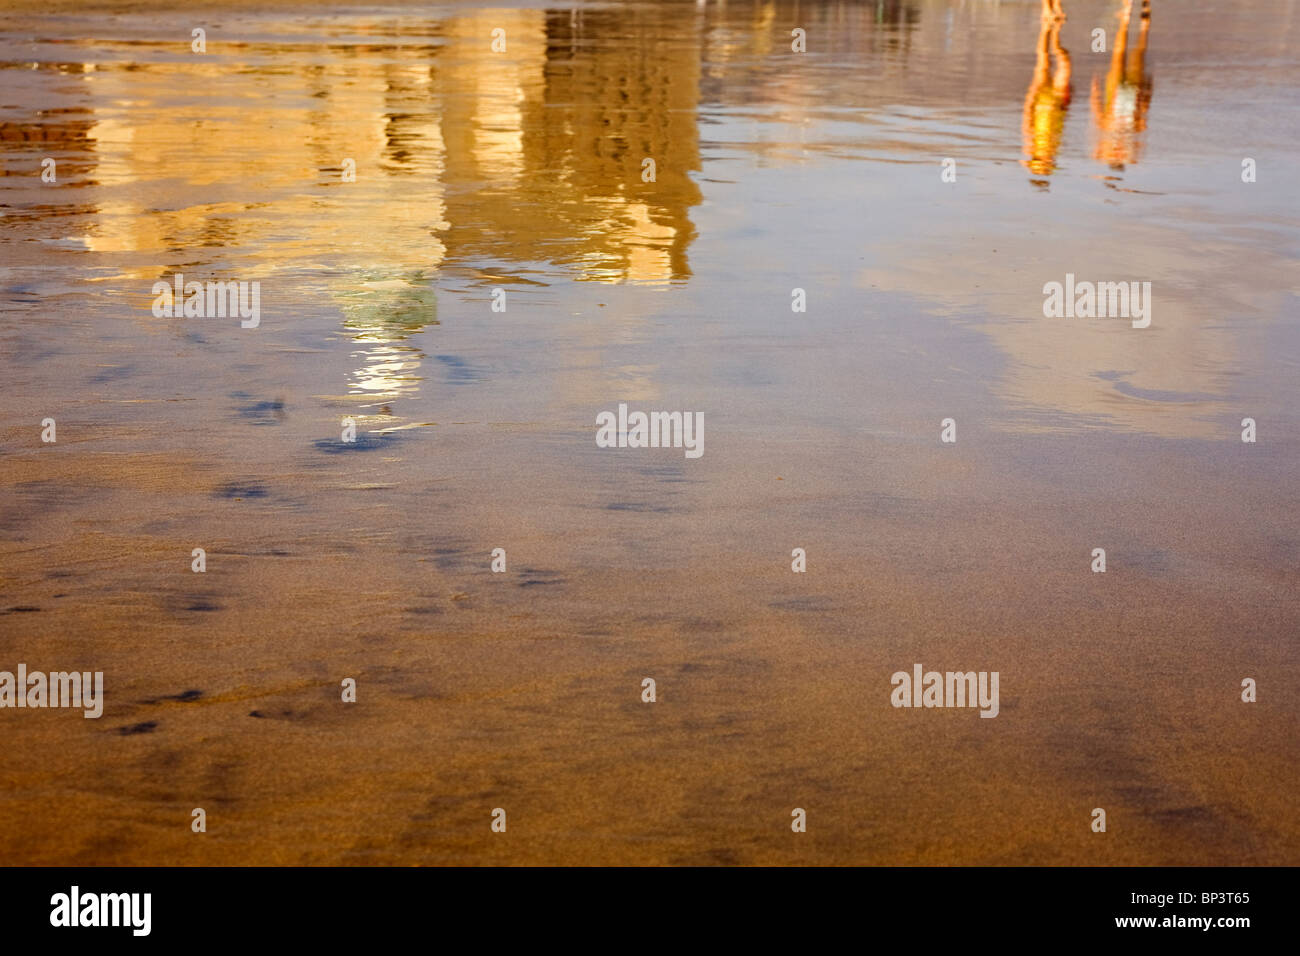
xmin=70 ymin=5 xmax=705 ymax=406
xmin=433 ymin=6 xmax=702 ymax=284
xmin=334 ymin=4 xmax=706 ymax=404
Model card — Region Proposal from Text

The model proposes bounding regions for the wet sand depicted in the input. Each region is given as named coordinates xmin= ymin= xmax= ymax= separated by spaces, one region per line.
xmin=1 ymin=0 xmax=1298 ymax=865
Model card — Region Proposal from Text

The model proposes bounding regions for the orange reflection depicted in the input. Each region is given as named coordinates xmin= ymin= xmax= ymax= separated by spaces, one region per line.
xmin=1091 ymin=0 xmax=1154 ymax=169
xmin=1022 ymin=2 xmax=1072 ymax=179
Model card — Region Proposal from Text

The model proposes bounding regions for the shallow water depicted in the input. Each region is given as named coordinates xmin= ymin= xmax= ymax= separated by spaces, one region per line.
xmin=1 ymin=0 xmax=1297 ymax=864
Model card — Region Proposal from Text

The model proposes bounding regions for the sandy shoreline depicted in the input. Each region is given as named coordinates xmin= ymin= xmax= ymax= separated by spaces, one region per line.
xmin=2 ymin=419 xmax=1296 ymax=864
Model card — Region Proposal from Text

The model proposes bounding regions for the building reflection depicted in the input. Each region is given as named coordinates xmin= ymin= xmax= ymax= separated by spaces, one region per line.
xmin=43 ymin=5 xmax=706 ymax=412
xmin=433 ymin=5 xmax=703 ymax=285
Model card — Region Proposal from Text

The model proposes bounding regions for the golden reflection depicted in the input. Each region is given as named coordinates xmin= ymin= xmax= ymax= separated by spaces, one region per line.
xmin=67 ymin=5 xmax=705 ymax=420
xmin=1022 ymin=2 xmax=1072 ymax=180
xmin=1091 ymin=0 xmax=1153 ymax=170
xmin=53 ymin=7 xmax=706 ymax=431
xmin=434 ymin=6 xmax=703 ymax=284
